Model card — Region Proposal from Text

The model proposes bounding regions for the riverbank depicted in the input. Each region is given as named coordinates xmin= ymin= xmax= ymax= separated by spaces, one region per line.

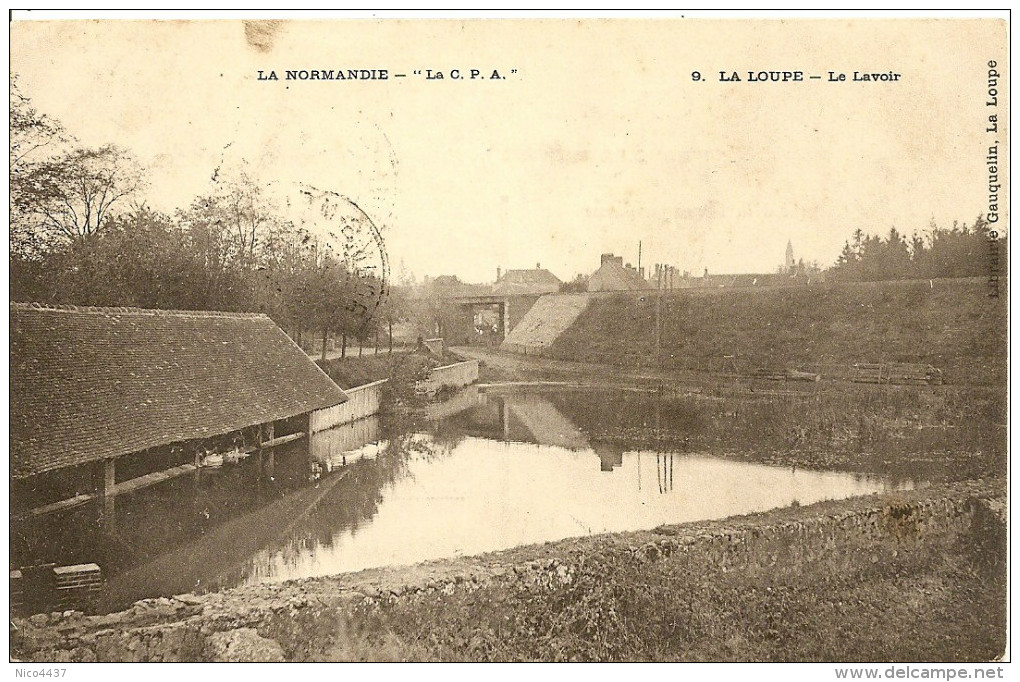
xmin=12 ymin=478 xmax=1005 ymax=662
xmin=452 ymin=347 xmax=1005 ymax=483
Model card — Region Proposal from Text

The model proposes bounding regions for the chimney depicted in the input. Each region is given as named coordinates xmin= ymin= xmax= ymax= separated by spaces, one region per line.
xmin=497 ymin=266 xmax=501 ymax=281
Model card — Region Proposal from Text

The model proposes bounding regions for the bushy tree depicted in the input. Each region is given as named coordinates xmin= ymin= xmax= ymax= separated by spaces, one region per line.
xmin=829 ymin=216 xmax=1007 ymax=281
xmin=9 ymin=75 xmax=391 ymax=352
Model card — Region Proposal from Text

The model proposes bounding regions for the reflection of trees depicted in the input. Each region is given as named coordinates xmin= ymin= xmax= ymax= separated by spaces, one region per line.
xmin=427 ymin=418 xmax=472 ymax=451
xmin=545 ymin=387 xmax=1003 ymax=483
xmin=428 ymin=394 xmax=505 ymax=442
xmin=248 ymin=429 xmax=454 ymax=577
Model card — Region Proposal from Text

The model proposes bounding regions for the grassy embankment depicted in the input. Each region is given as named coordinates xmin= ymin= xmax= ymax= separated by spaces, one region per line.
xmin=12 ymin=481 xmax=1004 ymax=662
xmin=542 ymin=386 xmax=1005 ymax=483
xmin=359 ymin=490 xmax=1005 ymax=662
xmin=314 ymin=350 xmax=460 ymax=398
xmin=548 ymin=278 xmax=1006 ymax=387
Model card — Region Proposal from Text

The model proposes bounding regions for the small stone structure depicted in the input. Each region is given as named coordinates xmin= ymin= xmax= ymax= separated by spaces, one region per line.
xmin=415 ymin=360 xmax=480 ymax=396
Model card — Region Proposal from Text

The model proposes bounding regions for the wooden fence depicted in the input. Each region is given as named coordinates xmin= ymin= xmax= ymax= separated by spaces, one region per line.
xmin=309 ymin=379 xmax=388 ymax=433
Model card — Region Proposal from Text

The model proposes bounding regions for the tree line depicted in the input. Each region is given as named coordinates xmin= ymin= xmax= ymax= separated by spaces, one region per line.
xmin=829 ymin=218 xmax=1007 ymax=282
xmin=10 ymin=75 xmax=404 ymax=356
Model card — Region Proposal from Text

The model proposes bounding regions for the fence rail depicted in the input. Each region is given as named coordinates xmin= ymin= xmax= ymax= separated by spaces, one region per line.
xmin=545 ymin=350 xmax=947 ymax=385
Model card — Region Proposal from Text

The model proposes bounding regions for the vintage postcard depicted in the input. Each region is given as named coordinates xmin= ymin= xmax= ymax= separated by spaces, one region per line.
xmin=8 ymin=12 xmax=1009 ymax=671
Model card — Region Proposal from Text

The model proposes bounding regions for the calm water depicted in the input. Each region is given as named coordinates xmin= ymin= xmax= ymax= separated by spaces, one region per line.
xmin=13 ymin=386 xmax=934 ymax=610
xmin=241 ymin=437 xmax=905 ymax=586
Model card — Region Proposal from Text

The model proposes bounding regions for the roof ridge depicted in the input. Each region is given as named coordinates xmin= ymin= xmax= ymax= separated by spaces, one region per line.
xmin=9 ymin=302 xmax=269 ymax=320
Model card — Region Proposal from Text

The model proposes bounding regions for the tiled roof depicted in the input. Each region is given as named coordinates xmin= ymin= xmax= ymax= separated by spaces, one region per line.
xmin=10 ymin=304 xmax=349 ymax=479
xmin=587 ymin=262 xmax=653 ymax=292
xmin=426 ymin=278 xmax=491 ymax=299
xmin=493 ymin=268 xmax=562 ymax=295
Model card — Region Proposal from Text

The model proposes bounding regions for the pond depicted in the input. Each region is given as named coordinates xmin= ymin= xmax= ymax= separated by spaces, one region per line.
xmin=240 ymin=435 xmax=906 ymax=586
xmin=14 ymin=385 xmax=947 ymax=611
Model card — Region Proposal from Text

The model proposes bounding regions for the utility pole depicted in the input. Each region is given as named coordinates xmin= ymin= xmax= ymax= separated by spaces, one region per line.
xmin=655 ymin=263 xmax=663 ymax=371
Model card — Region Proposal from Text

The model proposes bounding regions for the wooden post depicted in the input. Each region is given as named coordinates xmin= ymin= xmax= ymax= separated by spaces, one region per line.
xmin=263 ymin=422 xmax=275 ymax=478
xmin=254 ymin=448 xmax=264 ymax=487
xmin=655 ymin=270 xmax=663 ymax=371
xmin=96 ymin=459 xmax=116 ymax=530
xmin=501 ymin=399 xmax=510 ymax=441
xmin=306 ymin=413 xmax=316 ymax=479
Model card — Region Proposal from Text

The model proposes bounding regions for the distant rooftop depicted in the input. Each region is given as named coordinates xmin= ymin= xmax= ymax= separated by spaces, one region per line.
xmin=493 ymin=266 xmax=562 ymax=295
xmin=587 ymin=254 xmax=652 ymax=292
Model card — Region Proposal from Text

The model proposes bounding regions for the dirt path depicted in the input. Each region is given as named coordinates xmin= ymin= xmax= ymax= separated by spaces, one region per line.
xmin=450 ymin=345 xmax=803 ymax=397
xmin=451 ymin=345 xmax=685 ymax=385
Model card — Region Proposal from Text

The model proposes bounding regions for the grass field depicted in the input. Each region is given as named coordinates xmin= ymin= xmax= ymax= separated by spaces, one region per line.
xmin=548 ymin=278 xmax=1007 ymax=386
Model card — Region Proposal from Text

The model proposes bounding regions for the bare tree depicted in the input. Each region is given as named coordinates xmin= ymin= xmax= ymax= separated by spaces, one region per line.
xmin=24 ymin=144 xmax=145 ymax=245
xmin=10 ymin=74 xmax=68 ymax=257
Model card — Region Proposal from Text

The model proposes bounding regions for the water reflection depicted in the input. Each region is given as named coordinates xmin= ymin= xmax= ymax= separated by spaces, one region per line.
xmin=656 ymin=453 xmax=674 ymax=493
xmin=240 ymin=439 xmax=905 ymax=586
xmin=309 ymin=415 xmax=384 ymax=474
xmin=14 ymin=384 xmax=997 ymax=610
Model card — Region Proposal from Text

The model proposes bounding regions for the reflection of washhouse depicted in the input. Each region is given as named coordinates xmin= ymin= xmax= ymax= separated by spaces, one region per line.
xmin=308 ymin=415 xmax=385 ymax=474
xmin=99 ymin=416 xmax=392 ymax=609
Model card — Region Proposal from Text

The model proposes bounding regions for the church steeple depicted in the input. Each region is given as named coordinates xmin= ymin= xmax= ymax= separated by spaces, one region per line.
xmin=785 ymin=240 xmax=794 ymax=273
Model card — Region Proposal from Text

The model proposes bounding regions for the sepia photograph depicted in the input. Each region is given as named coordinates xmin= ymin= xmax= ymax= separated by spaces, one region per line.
xmin=7 ymin=11 xmax=1010 ymax=671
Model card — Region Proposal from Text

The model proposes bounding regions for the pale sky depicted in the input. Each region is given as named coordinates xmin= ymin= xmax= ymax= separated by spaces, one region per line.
xmin=10 ymin=17 xmax=1009 ymax=283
